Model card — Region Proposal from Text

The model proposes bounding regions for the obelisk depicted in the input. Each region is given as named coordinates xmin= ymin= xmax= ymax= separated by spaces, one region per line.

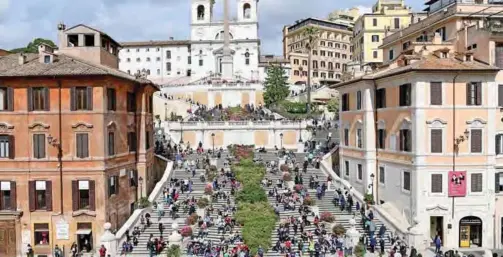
xmin=221 ymin=0 xmax=234 ymax=80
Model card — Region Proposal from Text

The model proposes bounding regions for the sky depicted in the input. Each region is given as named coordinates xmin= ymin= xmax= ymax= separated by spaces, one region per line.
xmin=0 ymin=0 xmax=424 ymax=55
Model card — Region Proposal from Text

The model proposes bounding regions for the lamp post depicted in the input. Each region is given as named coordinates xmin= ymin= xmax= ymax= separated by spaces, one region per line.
xmin=179 ymin=122 xmax=184 ymax=144
xmin=369 ymin=173 xmax=375 ymax=203
xmin=164 ymin=102 xmax=168 ymax=121
xmin=280 ymin=133 xmax=284 ymax=149
xmin=138 ymin=177 xmax=144 ymax=199
xmin=211 ymin=133 xmax=215 ymax=156
xmin=47 ymin=134 xmax=64 ymax=214
xmin=452 ymin=129 xmax=469 ymax=219
xmin=298 ymin=121 xmax=303 ymax=143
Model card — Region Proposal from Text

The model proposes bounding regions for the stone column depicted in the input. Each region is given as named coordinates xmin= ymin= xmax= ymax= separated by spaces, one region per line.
xmin=363 ymin=87 xmax=376 ymax=195
xmin=99 ymin=223 xmax=117 ymax=257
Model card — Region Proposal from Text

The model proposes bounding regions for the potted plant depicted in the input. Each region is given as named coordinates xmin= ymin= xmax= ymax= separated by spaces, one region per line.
xmin=206 ymin=165 xmax=218 ymax=181
xmin=167 ymin=244 xmax=181 ymax=257
xmin=320 ymin=212 xmax=335 ymax=223
xmin=332 ymin=224 xmax=346 ymax=236
xmin=197 ymin=197 xmax=210 ymax=208
xmin=180 ymin=226 xmax=193 ymax=237
xmin=303 ymin=196 xmax=316 ymax=206
xmin=364 ymin=193 xmax=375 ymax=205
xmin=186 ymin=213 xmax=198 ymax=225
xmin=282 ymin=172 xmax=292 ymax=181
xmin=136 ymin=197 xmax=150 ymax=209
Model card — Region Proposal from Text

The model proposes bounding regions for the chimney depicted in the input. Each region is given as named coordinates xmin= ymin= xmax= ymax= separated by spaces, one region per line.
xmin=464 ymin=53 xmax=473 ymax=62
xmin=57 ymin=22 xmax=67 ymax=50
xmin=18 ymin=54 xmax=27 ymax=65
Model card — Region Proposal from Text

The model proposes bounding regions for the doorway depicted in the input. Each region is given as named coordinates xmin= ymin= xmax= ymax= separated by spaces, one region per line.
xmin=459 ymin=216 xmax=482 ymax=248
xmin=76 ymin=222 xmax=93 ymax=253
xmin=430 ymin=216 xmax=444 ymax=246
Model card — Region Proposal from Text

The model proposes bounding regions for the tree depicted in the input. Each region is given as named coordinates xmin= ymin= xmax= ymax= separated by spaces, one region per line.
xmin=303 ymin=27 xmax=320 ymax=115
xmin=263 ymin=65 xmax=289 ymax=107
xmin=326 ymin=97 xmax=339 ymax=120
xmin=10 ymin=38 xmax=57 ymax=53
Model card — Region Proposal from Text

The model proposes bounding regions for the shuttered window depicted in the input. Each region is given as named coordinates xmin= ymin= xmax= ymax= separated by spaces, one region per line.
xmin=430 ymin=129 xmax=443 ymax=153
xmin=399 ymin=84 xmax=411 ymax=107
xmin=499 ymin=85 xmax=503 ymax=107
xmin=466 ymin=82 xmax=482 ymax=106
xmin=377 ymin=129 xmax=386 ymax=149
xmin=127 ymin=92 xmax=136 ymax=112
xmin=0 ymin=87 xmax=14 ymax=111
xmin=495 ymin=172 xmax=503 ymax=193
xmin=0 ymin=135 xmax=13 ymax=158
xmin=357 ymin=164 xmax=363 ymax=180
xmin=28 ymin=87 xmax=50 ymax=111
xmin=471 ymin=129 xmax=482 ymax=153
xmin=376 ymin=88 xmax=386 ymax=108
xmin=29 ymin=181 xmax=52 ymax=211
xmin=342 ymin=94 xmax=349 ymax=111
xmin=356 ymin=91 xmax=362 ymax=110
xmin=356 ymin=129 xmax=363 ymax=148
xmin=399 ymin=129 xmax=412 ymax=152
xmin=107 ymin=88 xmax=116 ymax=111
xmin=72 ymin=180 xmax=95 ymax=211
xmin=108 ymin=176 xmax=119 ymax=196
xmin=471 ymin=173 xmax=483 ymax=192
xmin=71 ymin=87 xmax=93 ymax=111
xmin=108 ymin=132 xmax=115 ymax=156
xmin=403 ymin=171 xmax=411 ymax=191
xmin=496 ymin=135 xmax=503 ymax=155
xmin=0 ymin=181 xmax=16 ymax=210
xmin=76 ymin=133 xmax=89 ymax=158
xmin=345 ymin=161 xmax=349 ymax=176
xmin=431 ymin=174 xmax=443 ymax=193
xmin=430 ymin=82 xmax=442 ymax=105
xmin=128 ymin=132 xmax=137 ymax=152
xmin=33 ymin=134 xmax=46 ymax=159
xmin=344 ymin=129 xmax=349 ymax=146
xmin=379 ymin=166 xmax=385 ymax=184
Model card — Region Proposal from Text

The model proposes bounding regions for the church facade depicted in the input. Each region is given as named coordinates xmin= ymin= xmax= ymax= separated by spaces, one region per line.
xmin=118 ymin=0 xmax=260 ymax=84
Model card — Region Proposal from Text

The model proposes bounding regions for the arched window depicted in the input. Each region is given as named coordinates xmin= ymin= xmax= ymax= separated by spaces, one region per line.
xmin=328 ymin=62 xmax=333 ymax=70
xmin=245 ymin=52 xmax=250 ymax=65
xmin=243 ymin=3 xmax=251 ymax=19
xmin=197 ymin=5 xmax=205 ymax=20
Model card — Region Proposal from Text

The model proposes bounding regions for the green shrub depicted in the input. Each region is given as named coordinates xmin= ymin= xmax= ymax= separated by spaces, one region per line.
xmin=236 ymin=184 xmax=268 ymax=204
xmin=166 ymin=244 xmax=181 ymax=257
xmin=364 ymin=193 xmax=375 ymax=204
xmin=235 ymin=202 xmax=277 ymax=254
xmin=197 ymin=197 xmax=210 ymax=208
xmin=354 ymin=242 xmax=366 ymax=257
xmin=136 ymin=197 xmax=150 ymax=209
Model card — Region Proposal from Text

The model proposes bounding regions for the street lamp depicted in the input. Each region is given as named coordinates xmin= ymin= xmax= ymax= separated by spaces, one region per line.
xmin=369 ymin=173 xmax=375 ymax=203
xmin=298 ymin=121 xmax=303 ymax=143
xmin=47 ymin=134 xmax=64 ymax=214
xmin=164 ymin=102 xmax=168 ymax=121
xmin=211 ymin=133 xmax=215 ymax=156
xmin=138 ymin=177 xmax=144 ymax=199
xmin=179 ymin=122 xmax=184 ymax=144
xmin=280 ymin=133 xmax=284 ymax=149
xmin=454 ymin=129 xmax=470 ymax=155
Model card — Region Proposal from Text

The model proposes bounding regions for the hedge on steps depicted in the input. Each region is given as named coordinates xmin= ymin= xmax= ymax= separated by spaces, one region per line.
xmin=233 ymin=159 xmax=277 ymax=254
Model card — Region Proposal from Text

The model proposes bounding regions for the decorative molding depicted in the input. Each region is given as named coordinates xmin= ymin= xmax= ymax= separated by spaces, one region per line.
xmin=72 ymin=122 xmax=94 ymax=129
xmin=426 ymin=119 xmax=448 ymax=125
xmin=466 ymin=118 xmax=487 ymax=125
xmin=425 ymin=204 xmax=449 ymax=212
xmin=107 ymin=121 xmax=117 ymax=129
xmin=28 ymin=122 xmax=50 ymax=130
xmin=0 ymin=122 xmax=14 ymax=130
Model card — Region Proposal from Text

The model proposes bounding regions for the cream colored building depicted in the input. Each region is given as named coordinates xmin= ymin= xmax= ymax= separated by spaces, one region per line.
xmin=335 ymin=0 xmax=503 ymax=250
xmin=283 ymin=18 xmax=353 ymax=86
xmin=327 ymin=8 xmax=361 ymax=29
xmin=351 ymin=0 xmax=425 ymax=72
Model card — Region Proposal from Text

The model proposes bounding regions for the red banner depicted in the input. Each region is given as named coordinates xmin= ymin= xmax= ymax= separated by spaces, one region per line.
xmin=448 ymin=171 xmax=467 ymax=197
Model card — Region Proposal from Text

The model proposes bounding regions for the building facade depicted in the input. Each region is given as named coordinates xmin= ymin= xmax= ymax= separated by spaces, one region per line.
xmin=283 ymin=18 xmax=353 ymax=85
xmin=0 ymin=24 xmax=157 ymax=257
xmin=118 ymin=0 xmax=260 ymax=84
xmin=351 ymin=0 xmax=425 ymax=72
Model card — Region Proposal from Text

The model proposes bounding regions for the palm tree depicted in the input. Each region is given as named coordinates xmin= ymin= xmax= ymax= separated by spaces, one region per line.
xmin=303 ymin=27 xmax=320 ymax=115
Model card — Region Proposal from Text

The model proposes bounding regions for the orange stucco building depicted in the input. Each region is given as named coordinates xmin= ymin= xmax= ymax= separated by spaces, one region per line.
xmin=0 ymin=24 xmax=158 ymax=256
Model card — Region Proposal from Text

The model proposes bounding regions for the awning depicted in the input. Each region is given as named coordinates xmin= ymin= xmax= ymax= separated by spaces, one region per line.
xmin=76 ymin=229 xmax=92 ymax=235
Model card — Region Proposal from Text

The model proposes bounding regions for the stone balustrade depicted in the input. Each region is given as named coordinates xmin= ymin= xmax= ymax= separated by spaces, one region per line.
xmin=167 ymin=120 xmax=308 ymax=130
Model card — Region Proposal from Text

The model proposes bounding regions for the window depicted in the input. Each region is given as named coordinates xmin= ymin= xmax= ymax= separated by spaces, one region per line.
xmin=431 ymin=174 xmax=443 ymax=193
xmin=430 ymin=129 xmax=443 ymax=153
xmin=199 ymin=59 xmax=203 ymax=66
xmin=402 ymin=171 xmax=411 ymax=191
xmin=373 ymin=18 xmax=377 ymax=26
xmin=157 ymin=69 xmax=160 ymax=75
xmin=394 ymin=18 xmax=400 ymax=29
xmin=344 ymin=129 xmax=349 ymax=146
xmin=71 ymin=87 xmax=93 ymax=111
xmin=312 ymin=50 xmax=317 ymax=55
xmin=302 ymin=60 xmax=308 ymax=66
xmin=321 ymin=61 xmax=326 ymax=68
xmin=146 ymin=131 xmax=151 ymax=149
xmin=371 ymin=35 xmax=379 ymax=42
xmin=0 ymin=135 xmax=12 ymax=159
xmin=76 ymin=133 xmax=89 ymax=158
xmin=399 ymin=84 xmax=411 ymax=106
xmin=357 ymin=164 xmax=363 ymax=180
xmin=146 ymin=57 xmax=151 ymax=62
xmin=34 ymin=181 xmax=49 ymax=210
xmin=294 ymin=70 xmax=299 ymax=76
xmin=435 ymin=27 xmax=447 ymax=41
xmin=128 ymin=132 xmax=137 ymax=152
xmin=376 ymin=88 xmax=386 ymax=108
xmin=499 ymin=85 xmax=503 ymax=107
xmin=341 ymin=94 xmax=349 ymax=111
xmin=328 ymin=62 xmax=333 ymax=70
xmin=245 ymin=58 xmax=250 ymax=65
xmin=29 ymin=87 xmax=49 ymax=111
xmin=188 ymin=56 xmax=191 ymax=64
xmin=126 ymin=58 xmax=131 ymax=62
xmin=0 ymin=181 xmax=13 ymax=210
xmin=166 ymin=62 xmax=172 ymax=71
xmin=33 ymin=134 xmax=46 ymax=159
xmin=107 ymin=88 xmax=116 ymax=111
xmin=496 ymin=173 xmax=503 ymax=193
xmin=43 ymin=55 xmax=51 ymax=64
xmin=313 ymin=61 xmax=318 ymax=69
xmin=108 ymin=176 xmax=119 ymax=196
xmin=466 ymin=82 xmax=482 ymax=106
xmin=108 ymin=132 xmax=115 ymax=156
xmin=430 ymin=82 xmax=442 ymax=105
xmin=356 ymin=129 xmax=362 ymax=148
xmin=373 ymin=51 xmax=378 ymax=59
xmin=136 ymin=58 xmax=141 ymax=62
xmin=156 ymin=57 xmax=160 ymax=62
xmin=127 ymin=92 xmax=136 ymax=112
xmin=389 ymin=49 xmax=394 ymax=60
xmin=345 ymin=161 xmax=349 ymax=176
xmin=84 ymin=34 xmax=95 ymax=46
xmin=146 ymin=48 xmax=150 ymax=52
xmin=471 ymin=173 xmax=483 ymax=192
xmin=129 ymin=169 xmax=138 ymax=187
xmin=379 ymin=166 xmax=385 ymax=184
xmin=313 ymin=72 xmax=318 ymax=78
xmin=34 ymin=224 xmax=50 ymax=245
xmin=399 ymin=129 xmax=412 ymax=152
xmin=321 ymin=51 xmax=326 ymax=56
xmin=73 ymin=180 xmax=95 ymax=211
xmin=471 ymin=129 xmax=482 ymax=153
xmin=356 ymin=91 xmax=362 ymax=110
xmin=377 ymin=129 xmax=386 ymax=149
xmin=496 ymin=134 xmax=503 ymax=155
xmin=166 ymin=50 xmax=171 ymax=59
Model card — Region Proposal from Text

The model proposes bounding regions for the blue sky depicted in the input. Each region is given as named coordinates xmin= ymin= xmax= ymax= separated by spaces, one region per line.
xmin=0 ymin=0 xmax=424 ymax=54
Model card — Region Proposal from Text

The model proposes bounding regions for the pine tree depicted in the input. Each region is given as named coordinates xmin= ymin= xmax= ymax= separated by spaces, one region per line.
xmin=263 ymin=65 xmax=289 ymax=107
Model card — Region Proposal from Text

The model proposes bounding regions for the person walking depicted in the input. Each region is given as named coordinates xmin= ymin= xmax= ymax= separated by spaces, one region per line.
xmin=99 ymin=245 xmax=107 ymax=257
xmin=434 ymin=235 xmax=442 ymax=253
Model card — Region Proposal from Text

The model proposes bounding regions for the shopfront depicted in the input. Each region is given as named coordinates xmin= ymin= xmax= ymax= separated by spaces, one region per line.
xmin=459 ymin=216 xmax=482 ymax=248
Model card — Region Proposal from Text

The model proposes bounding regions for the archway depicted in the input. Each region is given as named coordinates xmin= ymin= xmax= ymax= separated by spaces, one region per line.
xmin=197 ymin=5 xmax=205 ymax=20
xmin=243 ymin=3 xmax=251 ymax=19
xmin=459 ymin=216 xmax=482 ymax=248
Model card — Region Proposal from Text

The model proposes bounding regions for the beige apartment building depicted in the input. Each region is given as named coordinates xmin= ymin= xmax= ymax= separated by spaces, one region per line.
xmin=335 ymin=0 xmax=503 ymax=250
xmin=351 ymin=0 xmax=425 ymax=72
xmin=283 ymin=18 xmax=353 ymax=86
